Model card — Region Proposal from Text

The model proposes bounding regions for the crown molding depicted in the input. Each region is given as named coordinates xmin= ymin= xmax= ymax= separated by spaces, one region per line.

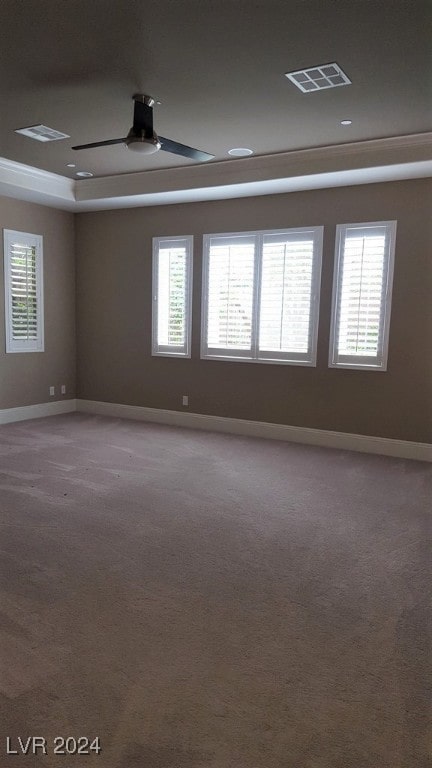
xmin=0 ymin=158 xmax=75 ymax=210
xmin=70 ymin=161 xmax=432 ymax=211
xmin=0 ymin=132 xmax=431 ymax=211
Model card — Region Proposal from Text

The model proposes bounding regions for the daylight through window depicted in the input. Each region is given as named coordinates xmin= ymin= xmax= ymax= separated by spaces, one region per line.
xmin=201 ymin=228 xmax=323 ymax=365
xmin=329 ymin=221 xmax=396 ymax=369
xmin=152 ymin=236 xmax=193 ymax=357
xmin=4 ymin=229 xmax=44 ymax=353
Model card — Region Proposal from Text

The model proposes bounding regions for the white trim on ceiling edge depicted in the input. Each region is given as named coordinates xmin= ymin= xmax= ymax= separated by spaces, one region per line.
xmin=0 ymin=131 xmax=431 ymax=212
xmin=0 ymin=398 xmax=430 ymax=462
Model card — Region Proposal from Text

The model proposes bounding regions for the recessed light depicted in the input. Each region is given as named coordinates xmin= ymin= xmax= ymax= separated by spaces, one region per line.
xmin=14 ymin=124 xmax=70 ymax=142
xmin=66 ymin=163 xmax=76 ymax=168
xmin=285 ymin=62 xmax=351 ymax=93
xmin=340 ymin=119 xmax=352 ymax=126
xmin=228 ymin=147 xmax=253 ymax=157
xmin=76 ymin=171 xmax=93 ymax=178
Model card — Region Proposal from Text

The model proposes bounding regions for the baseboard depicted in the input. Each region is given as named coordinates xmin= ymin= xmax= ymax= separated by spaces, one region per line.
xmin=76 ymin=399 xmax=432 ymax=463
xmin=0 ymin=398 xmax=77 ymax=425
xmin=1 ymin=397 xmax=429 ymax=462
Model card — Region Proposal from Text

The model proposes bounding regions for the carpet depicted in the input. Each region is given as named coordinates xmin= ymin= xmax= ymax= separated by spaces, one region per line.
xmin=0 ymin=413 xmax=431 ymax=767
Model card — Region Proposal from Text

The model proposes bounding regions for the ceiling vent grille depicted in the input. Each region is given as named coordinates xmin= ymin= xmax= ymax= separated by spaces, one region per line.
xmin=285 ymin=63 xmax=351 ymax=93
xmin=14 ymin=124 xmax=70 ymax=142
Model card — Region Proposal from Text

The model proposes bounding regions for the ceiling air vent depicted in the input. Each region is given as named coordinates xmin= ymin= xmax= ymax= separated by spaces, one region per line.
xmin=285 ymin=63 xmax=351 ymax=93
xmin=14 ymin=124 xmax=70 ymax=142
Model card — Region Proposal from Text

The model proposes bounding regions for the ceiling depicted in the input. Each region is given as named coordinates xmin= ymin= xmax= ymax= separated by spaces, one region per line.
xmin=0 ymin=0 xmax=431 ymax=209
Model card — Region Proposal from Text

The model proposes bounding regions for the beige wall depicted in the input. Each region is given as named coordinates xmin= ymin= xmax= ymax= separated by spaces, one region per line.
xmin=75 ymin=178 xmax=432 ymax=443
xmin=0 ymin=196 xmax=76 ymax=408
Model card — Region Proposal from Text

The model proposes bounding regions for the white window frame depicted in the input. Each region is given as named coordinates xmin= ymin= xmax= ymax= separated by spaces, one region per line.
xmin=152 ymin=235 xmax=193 ymax=358
xmin=3 ymin=229 xmax=44 ymax=353
xmin=329 ymin=220 xmax=396 ymax=371
xmin=201 ymin=227 xmax=323 ymax=366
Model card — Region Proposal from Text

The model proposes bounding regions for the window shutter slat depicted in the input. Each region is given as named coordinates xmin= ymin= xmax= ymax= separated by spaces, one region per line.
xmin=207 ymin=239 xmax=255 ymax=351
xmin=259 ymin=238 xmax=314 ymax=354
xmin=330 ymin=222 xmax=396 ymax=369
xmin=152 ymin=236 xmax=193 ymax=357
xmin=157 ymin=247 xmax=187 ymax=347
xmin=337 ymin=231 xmax=385 ymax=357
xmin=4 ymin=231 xmax=44 ymax=353
xmin=202 ymin=228 xmax=322 ymax=365
xmin=10 ymin=246 xmax=38 ymax=341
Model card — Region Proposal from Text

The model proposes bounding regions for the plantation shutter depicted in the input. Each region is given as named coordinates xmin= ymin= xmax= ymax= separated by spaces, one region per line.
xmin=205 ymin=235 xmax=255 ymax=355
xmin=152 ymin=237 xmax=192 ymax=357
xmin=4 ymin=230 xmax=44 ymax=353
xmin=201 ymin=228 xmax=322 ymax=365
xmin=259 ymin=232 xmax=315 ymax=360
xmin=331 ymin=222 xmax=396 ymax=369
xmin=11 ymin=243 xmax=38 ymax=341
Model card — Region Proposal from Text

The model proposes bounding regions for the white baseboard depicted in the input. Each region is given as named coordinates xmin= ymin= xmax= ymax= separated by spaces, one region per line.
xmin=76 ymin=399 xmax=432 ymax=463
xmin=1 ymin=397 xmax=429 ymax=462
xmin=0 ymin=398 xmax=77 ymax=425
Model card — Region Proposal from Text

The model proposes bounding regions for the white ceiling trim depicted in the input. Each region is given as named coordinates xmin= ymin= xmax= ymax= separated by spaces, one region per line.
xmin=0 ymin=157 xmax=75 ymax=210
xmin=72 ymin=161 xmax=432 ymax=211
xmin=0 ymin=132 xmax=431 ymax=212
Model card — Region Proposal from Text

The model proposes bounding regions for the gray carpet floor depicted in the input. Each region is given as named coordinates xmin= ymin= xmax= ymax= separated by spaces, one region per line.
xmin=0 ymin=413 xmax=431 ymax=768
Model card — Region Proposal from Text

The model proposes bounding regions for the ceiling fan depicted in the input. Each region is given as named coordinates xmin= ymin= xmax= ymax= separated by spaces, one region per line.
xmin=72 ymin=94 xmax=214 ymax=162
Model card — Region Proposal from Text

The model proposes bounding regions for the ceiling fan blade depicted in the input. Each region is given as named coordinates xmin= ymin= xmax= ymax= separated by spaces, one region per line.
xmin=133 ymin=98 xmax=153 ymax=138
xmin=159 ymin=136 xmax=214 ymax=162
xmin=72 ymin=138 xmax=127 ymax=150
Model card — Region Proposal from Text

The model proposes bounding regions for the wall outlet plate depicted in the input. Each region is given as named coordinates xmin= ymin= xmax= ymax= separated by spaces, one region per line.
xmin=49 ymin=386 xmax=55 ymax=396
xmin=182 ymin=395 xmax=188 ymax=406
xmin=61 ymin=384 xmax=66 ymax=394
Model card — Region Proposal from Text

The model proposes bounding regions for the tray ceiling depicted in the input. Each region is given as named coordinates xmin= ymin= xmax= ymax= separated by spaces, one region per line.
xmin=0 ymin=0 xmax=430 ymax=208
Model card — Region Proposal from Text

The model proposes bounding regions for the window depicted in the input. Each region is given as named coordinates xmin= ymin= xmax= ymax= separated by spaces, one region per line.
xmin=329 ymin=221 xmax=396 ymax=370
xmin=201 ymin=227 xmax=323 ymax=365
xmin=3 ymin=229 xmax=44 ymax=353
xmin=152 ymin=236 xmax=193 ymax=357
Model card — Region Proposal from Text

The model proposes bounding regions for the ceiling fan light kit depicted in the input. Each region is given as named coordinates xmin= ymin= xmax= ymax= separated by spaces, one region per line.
xmin=125 ymin=132 xmax=162 ymax=154
xmin=228 ymin=147 xmax=254 ymax=157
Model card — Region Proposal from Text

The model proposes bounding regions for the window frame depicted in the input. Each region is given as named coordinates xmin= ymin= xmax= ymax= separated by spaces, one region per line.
xmin=152 ymin=235 xmax=193 ymax=358
xmin=328 ymin=220 xmax=397 ymax=371
xmin=200 ymin=227 xmax=323 ymax=366
xmin=3 ymin=228 xmax=44 ymax=354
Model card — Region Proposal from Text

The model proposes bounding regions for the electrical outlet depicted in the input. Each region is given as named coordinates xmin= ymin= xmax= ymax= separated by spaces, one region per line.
xmin=182 ymin=395 xmax=189 ymax=407
xmin=61 ymin=384 xmax=66 ymax=395
xmin=49 ymin=386 xmax=55 ymax=396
